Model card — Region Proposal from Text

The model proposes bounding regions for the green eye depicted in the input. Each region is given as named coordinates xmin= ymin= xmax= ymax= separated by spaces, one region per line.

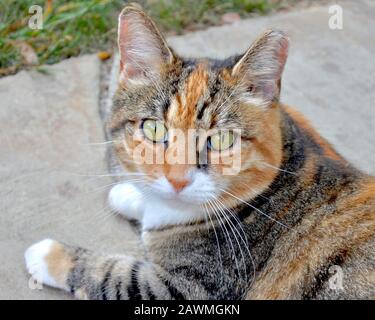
xmin=142 ymin=119 xmax=167 ymax=142
xmin=209 ymin=131 xmax=235 ymax=151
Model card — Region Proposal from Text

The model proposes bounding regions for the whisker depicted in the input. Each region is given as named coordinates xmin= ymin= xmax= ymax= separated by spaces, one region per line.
xmin=201 ymin=203 xmax=225 ymax=283
xmin=216 ymin=196 xmax=249 ymax=246
xmin=214 ymin=197 xmax=256 ymax=286
xmin=77 ymin=172 xmax=148 ymax=178
xmin=212 ymin=198 xmax=249 ymax=283
xmin=86 ymin=178 xmax=147 ymax=195
xmin=220 ymin=188 xmax=290 ymax=229
xmin=253 ymin=159 xmax=297 ymax=176
xmin=80 ymin=140 xmax=114 ymax=146
xmin=237 ymin=181 xmax=274 ymax=204
xmin=207 ymin=199 xmax=241 ymax=280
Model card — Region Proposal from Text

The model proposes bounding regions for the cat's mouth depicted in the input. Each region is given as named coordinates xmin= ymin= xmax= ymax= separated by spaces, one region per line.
xmin=147 ymin=183 xmax=216 ymax=205
xmin=139 ymin=173 xmax=217 ymax=205
xmin=157 ymin=189 xmax=211 ymax=202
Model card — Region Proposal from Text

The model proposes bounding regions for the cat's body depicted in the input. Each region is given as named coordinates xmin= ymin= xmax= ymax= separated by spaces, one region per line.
xmin=25 ymin=6 xmax=375 ymax=300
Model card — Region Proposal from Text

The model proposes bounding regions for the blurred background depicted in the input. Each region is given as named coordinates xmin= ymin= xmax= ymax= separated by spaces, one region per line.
xmin=0 ymin=0 xmax=322 ymax=76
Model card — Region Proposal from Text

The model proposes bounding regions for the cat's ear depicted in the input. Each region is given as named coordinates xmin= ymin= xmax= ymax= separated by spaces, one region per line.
xmin=232 ymin=30 xmax=289 ymax=106
xmin=118 ymin=6 xmax=174 ymax=87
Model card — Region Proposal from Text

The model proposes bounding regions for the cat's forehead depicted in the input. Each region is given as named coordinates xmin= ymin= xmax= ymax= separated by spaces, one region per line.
xmin=112 ymin=58 xmax=244 ymax=132
xmin=166 ymin=63 xmax=209 ymax=129
xmin=164 ymin=60 xmax=238 ymax=130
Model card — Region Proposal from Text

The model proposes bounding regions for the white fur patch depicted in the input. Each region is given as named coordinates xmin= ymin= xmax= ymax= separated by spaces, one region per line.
xmin=239 ymin=93 xmax=268 ymax=109
xmin=142 ymin=194 xmax=204 ymax=230
xmin=108 ymin=182 xmax=144 ymax=221
xmin=109 ymin=170 xmax=218 ymax=230
xmin=24 ymin=239 xmax=65 ymax=289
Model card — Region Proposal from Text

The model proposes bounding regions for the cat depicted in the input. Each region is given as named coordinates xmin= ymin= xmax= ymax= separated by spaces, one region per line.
xmin=25 ymin=5 xmax=375 ymax=300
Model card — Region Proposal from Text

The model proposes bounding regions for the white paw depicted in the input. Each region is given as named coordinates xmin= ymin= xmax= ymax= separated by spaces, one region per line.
xmin=108 ymin=182 xmax=144 ymax=220
xmin=24 ymin=239 xmax=63 ymax=289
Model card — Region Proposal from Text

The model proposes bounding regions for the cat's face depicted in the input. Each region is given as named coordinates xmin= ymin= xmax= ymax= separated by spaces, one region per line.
xmin=110 ymin=7 xmax=288 ymax=210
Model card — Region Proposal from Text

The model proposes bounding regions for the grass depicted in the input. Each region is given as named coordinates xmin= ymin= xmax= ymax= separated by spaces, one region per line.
xmin=146 ymin=0 xmax=271 ymax=33
xmin=0 ymin=0 xmax=287 ymax=76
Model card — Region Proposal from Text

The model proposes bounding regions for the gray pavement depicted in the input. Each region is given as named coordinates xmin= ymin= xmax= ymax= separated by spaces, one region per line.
xmin=0 ymin=56 xmax=141 ymax=299
xmin=0 ymin=0 xmax=374 ymax=299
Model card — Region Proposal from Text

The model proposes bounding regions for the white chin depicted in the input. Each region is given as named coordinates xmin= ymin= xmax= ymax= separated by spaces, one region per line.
xmin=148 ymin=187 xmax=210 ymax=205
xmin=141 ymin=193 xmax=205 ymax=230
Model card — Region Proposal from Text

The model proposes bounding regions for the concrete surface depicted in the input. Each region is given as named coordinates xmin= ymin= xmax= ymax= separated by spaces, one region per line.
xmin=0 ymin=55 xmax=141 ymax=299
xmin=0 ymin=0 xmax=374 ymax=299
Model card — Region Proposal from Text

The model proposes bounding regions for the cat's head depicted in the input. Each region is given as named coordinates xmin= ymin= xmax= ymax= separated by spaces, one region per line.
xmin=110 ymin=6 xmax=288 ymax=211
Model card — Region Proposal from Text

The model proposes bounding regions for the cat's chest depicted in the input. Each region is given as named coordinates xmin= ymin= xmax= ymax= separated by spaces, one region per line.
xmin=142 ymin=195 xmax=204 ymax=230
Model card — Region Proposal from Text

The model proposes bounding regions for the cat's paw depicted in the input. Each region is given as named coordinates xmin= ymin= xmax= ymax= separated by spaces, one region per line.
xmin=108 ymin=182 xmax=144 ymax=221
xmin=25 ymin=239 xmax=69 ymax=290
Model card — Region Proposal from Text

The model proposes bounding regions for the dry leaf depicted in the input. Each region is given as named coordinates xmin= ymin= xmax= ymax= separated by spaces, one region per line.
xmin=221 ymin=12 xmax=241 ymax=25
xmin=97 ymin=51 xmax=111 ymax=61
xmin=11 ymin=41 xmax=39 ymax=66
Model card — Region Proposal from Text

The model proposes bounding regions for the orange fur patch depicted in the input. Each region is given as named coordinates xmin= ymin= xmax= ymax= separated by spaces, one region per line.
xmin=45 ymin=242 xmax=73 ymax=287
xmin=220 ymin=107 xmax=283 ymax=209
xmin=168 ymin=64 xmax=208 ymax=129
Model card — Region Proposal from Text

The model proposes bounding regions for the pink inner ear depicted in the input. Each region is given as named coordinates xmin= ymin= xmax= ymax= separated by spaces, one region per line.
xmin=263 ymin=37 xmax=289 ymax=99
xmin=118 ymin=12 xmax=164 ymax=84
xmin=118 ymin=16 xmax=147 ymax=81
xmin=119 ymin=18 xmax=136 ymax=77
xmin=276 ymin=37 xmax=289 ymax=77
xmin=120 ymin=57 xmax=144 ymax=79
xmin=117 ymin=9 xmax=174 ymax=86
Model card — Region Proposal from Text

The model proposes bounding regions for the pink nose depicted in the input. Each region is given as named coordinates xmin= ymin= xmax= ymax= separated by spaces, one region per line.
xmin=167 ymin=178 xmax=190 ymax=193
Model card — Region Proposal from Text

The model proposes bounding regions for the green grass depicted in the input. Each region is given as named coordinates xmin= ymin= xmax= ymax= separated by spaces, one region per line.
xmin=0 ymin=0 xmax=279 ymax=76
xmin=146 ymin=0 xmax=271 ymax=33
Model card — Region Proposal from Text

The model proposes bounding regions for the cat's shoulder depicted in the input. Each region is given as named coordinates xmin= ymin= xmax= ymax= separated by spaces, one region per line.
xmin=281 ymin=104 xmax=344 ymax=162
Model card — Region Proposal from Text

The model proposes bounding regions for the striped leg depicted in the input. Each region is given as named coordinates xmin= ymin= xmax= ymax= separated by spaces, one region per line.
xmin=25 ymin=239 xmax=186 ymax=300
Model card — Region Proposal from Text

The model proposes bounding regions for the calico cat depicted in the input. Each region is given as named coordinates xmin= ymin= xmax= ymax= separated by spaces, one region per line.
xmin=25 ymin=6 xmax=375 ymax=299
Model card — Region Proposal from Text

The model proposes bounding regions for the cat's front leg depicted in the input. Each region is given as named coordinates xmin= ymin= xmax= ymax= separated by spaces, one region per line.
xmin=108 ymin=182 xmax=144 ymax=221
xmin=24 ymin=239 xmax=193 ymax=299
xmin=24 ymin=239 xmax=142 ymax=299
xmin=25 ymin=239 xmax=75 ymax=292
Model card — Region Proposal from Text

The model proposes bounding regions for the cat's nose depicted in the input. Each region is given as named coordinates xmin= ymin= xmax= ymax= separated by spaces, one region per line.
xmin=167 ymin=178 xmax=190 ymax=193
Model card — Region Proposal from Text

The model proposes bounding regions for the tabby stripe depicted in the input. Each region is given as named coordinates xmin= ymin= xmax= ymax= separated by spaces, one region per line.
xmin=100 ymin=260 xmax=117 ymax=300
xmin=67 ymin=248 xmax=88 ymax=295
xmin=127 ymin=262 xmax=142 ymax=300
xmin=115 ymin=281 xmax=123 ymax=300
xmin=197 ymin=78 xmax=220 ymax=120
xmin=145 ymin=284 xmax=157 ymax=300
xmin=164 ymin=66 xmax=194 ymax=113
xmin=197 ymin=101 xmax=208 ymax=120
xmin=162 ymin=279 xmax=185 ymax=300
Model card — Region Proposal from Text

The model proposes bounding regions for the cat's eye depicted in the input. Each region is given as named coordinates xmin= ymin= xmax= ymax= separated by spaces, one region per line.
xmin=208 ymin=131 xmax=235 ymax=151
xmin=142 ymin=119 xmax=167 ymax=143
